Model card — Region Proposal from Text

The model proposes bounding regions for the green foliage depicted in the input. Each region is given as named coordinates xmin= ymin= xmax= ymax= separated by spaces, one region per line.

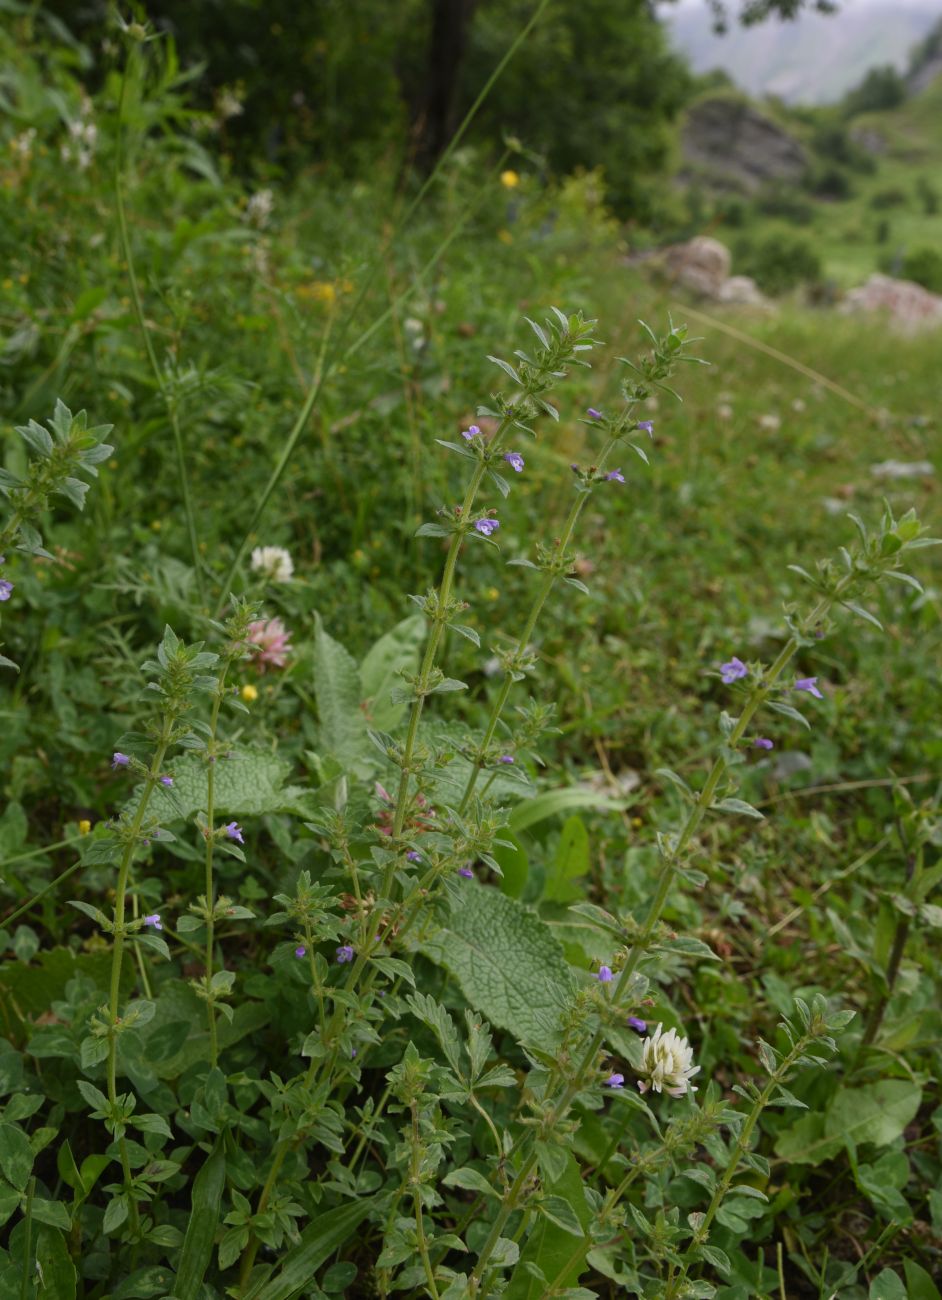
xmin=734 ymin=230 xmax=824 ymax=294
xmin=899 ymin=244 xmax=942 ymax=292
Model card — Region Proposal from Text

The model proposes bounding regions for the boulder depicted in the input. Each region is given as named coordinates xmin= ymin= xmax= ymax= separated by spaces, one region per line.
xmin=661 ymin=235 xmax=731 ymax=297
xmin=840 ymin=273 xmax=942 ymax=331
xmin=680 ymin=95 xmax=808 ymax=193
xmin=717 ymin=274 xmax=769 ymax=307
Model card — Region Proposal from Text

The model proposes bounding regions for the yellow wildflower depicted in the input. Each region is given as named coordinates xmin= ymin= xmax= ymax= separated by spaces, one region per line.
xmin=241 ymin=684 xmax=259 ymax=703
xmin=78 ymin=819 xmax=92 ymax=835
xmin=500 ymin=170 xmax=520 ymax=189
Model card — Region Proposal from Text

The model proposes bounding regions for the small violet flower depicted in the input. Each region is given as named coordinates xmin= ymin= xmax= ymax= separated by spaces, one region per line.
xmin=143 ymin=914 xmax=162 ymax=931
xmin=720 ymin=656 xmax=748 ymax=685
xmin=295 ymin=945 xmax=306 ymax=959
xmin=605 ymin=468 xmax=625 ymax=483
xmin=605 ymin=1073 xmax=625 ymax=1089
xmin=461 ymin=424 xmax=482 ymax=441
xmin=406 ymin=850 xmax=421 ymax=862
xmin=636 ymin=420 xmax=654 ymax=435
xmin=499 ymin=754 xmax=514 ymax=764
xmin=458 ymin=866 xmax=474 ymax=879
xmin=112 ymin=752 xmax=130 ymax=769
xmin=336 ymin=944 xmax=355 ymax=963
xmin=753 ymin=737 xmax=774 ymax=750
xmin=474 ymin=518 xmax=499 ymax=537
xmin=794 ymin=676 xmax=824 ymax=699
xmin=627 ymin=1016 xmax=647 ymax=1034
xmin=224 ymin=821 xmax=244 ymax=844
xmin=503 ymin=451 xmax=525 ymax=473
xmin=593 ymin=965 xmax=614 ymax=983
xmin=0 ymin=579 xmax=13 ymax=602
xmin=159 ymin=775 xmax=173 ymax=787
xmin=587 ymin=408 xmax=603 ymax=420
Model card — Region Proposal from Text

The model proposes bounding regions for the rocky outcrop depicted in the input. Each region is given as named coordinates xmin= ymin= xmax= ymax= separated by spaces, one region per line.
xmin=681 ymin=95 xmax=808 ymax=193
xmin=658 ymin=237 xmax=770 ymax=307
xmin=840 ymin=273 xmax=942 ymax=331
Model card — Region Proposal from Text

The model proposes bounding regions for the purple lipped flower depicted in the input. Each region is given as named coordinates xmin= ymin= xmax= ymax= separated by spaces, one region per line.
xmin=593 ymin=965 xmax=614 ymax=983
xmin=336 ymin=944 xmax=355 ymax=963
xmin=295 ymin=945 xmax=306 ymax=959
xmin=605 ymin=468 xmax=625 ymax=483
xmin=627 ymin=1016 xmax=647 ymax=1034
xmin=406 ymin=850 xmax=421 ymax=862
xmin=112 ymin=752 xmax=131 ymax=769
xmin=499 ymin=754 xmax=514 ymax=764
xmin=720 ymin=657 xmax=748 ymax=685
xmin=605 ymin=1073 xmax=625 ymax=1089
xmin=224 ymin=821 xmax=244 ymax=844
xmin=458 ymin=866 xmax=474 ymax=879
xmin=143 ymin=913 xmax=162 ymax=931
xmin=636 ymin=420 xmax=654 ymax=435
xmin=350 ymin=1048 xmax=358 ymax=1058
xmin=794 ymin=676 xmax=823 ymax=699
xmin=570 ymin=463 xmax=580 ymax=473
xmin=461 ymin=425 xmax=482 ymax=441
xmin=503 ymin=451 xmax=525 ymax=473
xmin=587 ymin=408 xmax=603 ymax=420
xmin=159 ymin=775 xmax=173 ymax=787
xmin=753 ymin=737 xmax=774 ymax=750
xmin=474 ymin=518 xmax=499 ymax=537
xmin=0 ymin=579 xmax=13 ymax=602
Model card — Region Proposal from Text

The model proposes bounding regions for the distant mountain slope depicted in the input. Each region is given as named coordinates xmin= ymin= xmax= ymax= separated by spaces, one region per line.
xmin=664 ymin=2 xmax=939 ymax=104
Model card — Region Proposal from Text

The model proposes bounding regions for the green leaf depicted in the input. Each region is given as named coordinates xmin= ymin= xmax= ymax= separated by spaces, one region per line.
xmin=138 ymin=749 xmax=306 ymax=822
xmin=543 ymin=816 xmax=588 ymax=903
xmin=508 ymin=787 xmax=626 ymax=834
xmin=360 ymin=615 xmax=426 ymax=731
xmin=173 ymin=1139 xmax=226 ymax=1299
xmin=774 ymin=1113 xmax=843 ymax=1167
xmin=903 ymin=1261 xmax=942 ymax=1300
xmin=504 ymin=1153 xmax=592 ymax=1299
xmin=103 ymin=1193 xmax=129 ymax=1234
xmin=242 ymin=1197 xmax=376 ymax=1300
xmin=870 ymin=1270 xmax=906 ymax=1300
xmin=539 ymin=1195 xmax=584 ymax=1237
xmin=443 ymin=1167 xmax=500 ymax=1199
xmin=314 ymin=616 xmax=368 ymax=766
xmin=35 ymin=1225 xmax=77 ymax=1300
xmin=711 ymin=797 xmax=764 ymax=820
xmin=30 ymin=1198 xmax=72 ymax=1231
xmin=420 ymin=885 xmax=573 ymax=1052
xmin=494 ymin=832 xmax=529 ymax=900
xmin=824 ymin=1080 xmax=922 ymax=1150
xmin=0 ymin=1120 xmax=35 ymax=1189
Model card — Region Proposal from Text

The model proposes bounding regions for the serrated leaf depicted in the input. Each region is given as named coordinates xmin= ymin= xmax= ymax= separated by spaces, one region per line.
xmin=420 ymin=885 xmax=573 ymax=1051
xmin=314 ymin=616 xmax=368 ymax=766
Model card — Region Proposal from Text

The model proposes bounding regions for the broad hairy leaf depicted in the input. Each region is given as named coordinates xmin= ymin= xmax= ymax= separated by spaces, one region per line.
xmin=824 ymin=1080 xmax=922 ymax=1150
xmin=314 ymin=615 xmax=368 ymax=766
xmin=359 ymin=615 xmax=426 ymax=731
xmin=420 ymin=884 xmax=573 ymax=1051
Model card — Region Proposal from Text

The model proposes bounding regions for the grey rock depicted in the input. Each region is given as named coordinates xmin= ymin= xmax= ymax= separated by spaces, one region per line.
xmin=680 ymin=96 xmax=808 ymax=194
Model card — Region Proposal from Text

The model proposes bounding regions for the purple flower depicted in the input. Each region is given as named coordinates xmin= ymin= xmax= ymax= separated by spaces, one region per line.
xmin=605 ymin=1073 xmax=625 ymax=1089
xmin=461 ymin=425 xmax=482 ymax=441
xmin=336 ymin=944 xmax=355 ymax=963
xmin=587 ymin=408 xmax=603 ymax=420
xmin=503 ymin=451 xmax=525 ymax=473
xmin=627 ymin=1016 xmax=647 ymax=1034
xmin=112 ymin=752 xmax=131 ymax=769
xmin=0 ymin=579 xmax=13 ymax=602
xmin=295 ymin=945 xmax=306 ymax=959
xmin=593 ymin=965 xmax=614 ymax=983
xmin=159 ymin=775 xmax=173 ymax=787
xmin=570 ymin=463 xmax=580 ymax=473
xmin=605 ymin=469 xmax=625 ymax=483
xmin=794 ymin=676 xmax=823 ymax=699
xmin=224 ymin=821 xmax=244 ymax=844
xmin=636 ymin=420 xmax=654 ymax=435
xmin=474 ymin=518 xmax=500 ymax=537
xmin=499 ymin=755 xmax=514 ymax=764
xmin=720 ymin=657 xmax=748 ymax=685
xmin=458 ymin=866 xmax=474 ymax=879
xmin=406 ymin=850 xmax=421 ymax=862
xmin=753 ymin=737 xmax=774 ymax=750
xmin=143 ymin=913 xmax=162 ymax=931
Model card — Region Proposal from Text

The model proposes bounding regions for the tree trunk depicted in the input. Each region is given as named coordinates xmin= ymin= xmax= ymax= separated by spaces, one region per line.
xmin=416 ymin=0 xmax=479 ymax=167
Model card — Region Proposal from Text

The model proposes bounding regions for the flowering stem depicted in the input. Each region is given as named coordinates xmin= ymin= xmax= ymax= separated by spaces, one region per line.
xmin=106 ymin=728 xmax=171 ymax=1236
xmin=202 ymin=663 xmax=231 ymax=1067
xmin=411 ymin=1100 xmax=441 ymax=1300
xmin=471 ymin=588 xmax=847 ymax=1291
xmin=458 ymin=435 xmax=621 ymax=813
xmin=114 ymin=54 xmax=204 ymax=606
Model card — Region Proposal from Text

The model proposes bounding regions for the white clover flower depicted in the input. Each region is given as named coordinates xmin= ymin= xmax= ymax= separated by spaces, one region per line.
xmin=637 ymin=1024 xmax=700 ymax=1098
xmin=245 ymin=189 xmax=274 ymax=228
xmin=251 ymin=545 xmax=294 ymax=583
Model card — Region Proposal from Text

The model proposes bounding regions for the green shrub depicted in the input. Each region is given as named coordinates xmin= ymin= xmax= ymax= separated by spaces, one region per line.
xmin=734 ymin=232 xmax=823 ymax=295
xmin=900 ymin=245 xmax=942 ymax=293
